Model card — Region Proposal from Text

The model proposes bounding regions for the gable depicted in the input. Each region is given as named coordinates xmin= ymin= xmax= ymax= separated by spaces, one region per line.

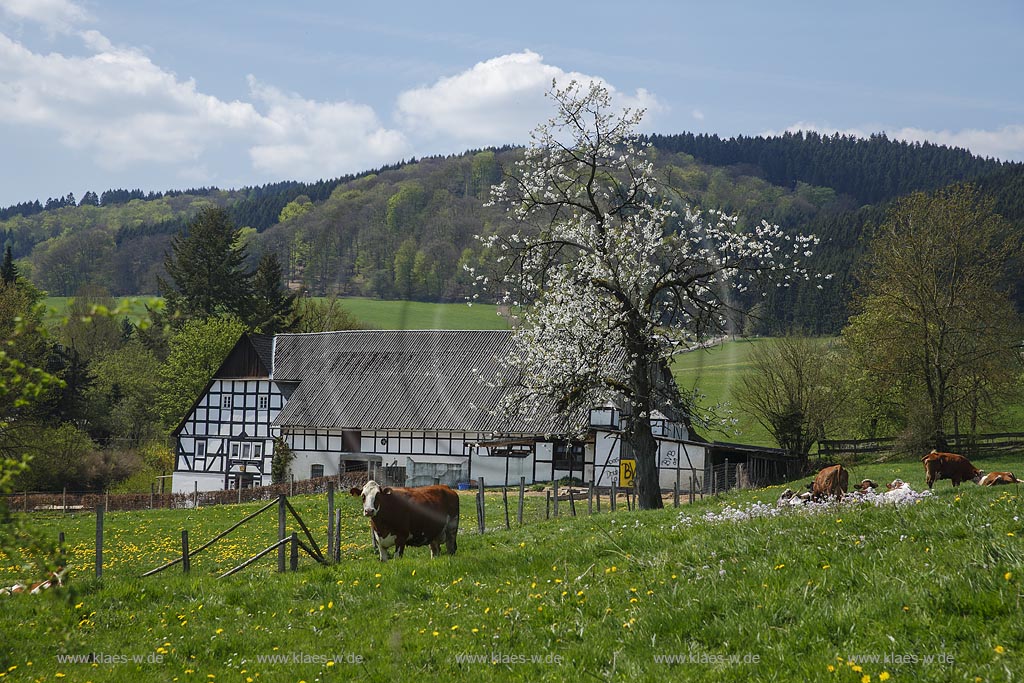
xmin=215 ymin=333 xmax=273 ymax=378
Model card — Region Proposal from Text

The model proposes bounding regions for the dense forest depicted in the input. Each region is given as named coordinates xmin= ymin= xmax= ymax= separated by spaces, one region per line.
xmin=1 ymin=134 xmax=1021 ymax=334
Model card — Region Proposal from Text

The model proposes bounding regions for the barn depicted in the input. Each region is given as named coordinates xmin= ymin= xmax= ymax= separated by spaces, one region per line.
xmin=171 ymin=329 xmax=717 ymax=493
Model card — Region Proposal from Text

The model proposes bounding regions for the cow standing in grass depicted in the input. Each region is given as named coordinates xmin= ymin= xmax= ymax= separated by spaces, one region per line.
xmin=921 ymin=450 xmax=983 ymax=489
xmin=351 ymin=481 xmax=459 ymax=561
xmin=810 ymin=464 xmax=848 ymax=500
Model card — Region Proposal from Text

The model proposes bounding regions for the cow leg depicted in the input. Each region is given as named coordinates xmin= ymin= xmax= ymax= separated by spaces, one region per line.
xmin=430 ymin=540 xmax=441 ymax=558
xmin=445 ymin=514 xmax=459 ymax=555
xmin=374 ymin=530 xmax=395 ymax=562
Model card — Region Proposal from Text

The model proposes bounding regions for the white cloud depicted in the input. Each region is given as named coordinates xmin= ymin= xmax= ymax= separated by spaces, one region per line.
xmin=0 ymin=27 xmax=661 ymax=191
xmin=0 ymin=0 xmax=90 ymax=32
xmin=395 ymin=50 xmax=663 ymax=147
xmin=248 ymin=77 xmax=408 ymax=179
xmin=691 ymin=109 xmax=705 ymax=121
xmin=767 ymin=121 xmax=1024 ymax=162
xmin=0 ymin=29 xmax=408 ymax=180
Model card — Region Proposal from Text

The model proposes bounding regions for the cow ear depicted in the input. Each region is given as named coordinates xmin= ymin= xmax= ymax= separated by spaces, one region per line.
xmin=349 ymin=487 xmax=362 ymax=497
xmin=382 ymin=487 xmax=393 ymax=495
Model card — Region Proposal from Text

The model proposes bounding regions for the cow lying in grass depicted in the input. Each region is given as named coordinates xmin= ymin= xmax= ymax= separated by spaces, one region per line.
xmin=0 ymin=567 xmax=66 ymax=596
xmin=351 ymin=480 xmax=459 ymax=561
xmin=979 ymin=471 xmax=1020 ymax=487
xmin=921 ymin=450 xmax=984 ymax=489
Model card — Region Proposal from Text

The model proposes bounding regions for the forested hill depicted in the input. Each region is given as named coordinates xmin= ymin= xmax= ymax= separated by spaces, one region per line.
xmin=644 ymin=131 xmax=1010 ymax=205
xmin=1 ymin=134 xmax=1020 ymax=334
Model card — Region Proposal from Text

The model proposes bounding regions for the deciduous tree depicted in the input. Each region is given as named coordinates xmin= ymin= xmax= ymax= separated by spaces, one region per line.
xmin=843 ymin=186 xmax=1023 ymax=451
xmin=482 ymin=80 xmax=817 ymax=509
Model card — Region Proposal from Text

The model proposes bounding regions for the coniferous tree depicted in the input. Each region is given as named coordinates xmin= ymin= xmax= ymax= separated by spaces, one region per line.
xmin=1 ymin=246 xmax=18 ymax=286
xmin=248 ymin=252 xmax=297 ymax=334
xmin=158 ymin=207 xmax=253 ymax=325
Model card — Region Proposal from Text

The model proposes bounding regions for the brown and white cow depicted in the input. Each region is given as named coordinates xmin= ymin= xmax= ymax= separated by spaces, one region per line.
xmin=350 ymin=480 xmax=459 ymax=561
xmin=979 ymin=471 xmax=1020 ymax=487
xmin=921 ymin=450 xmax=984 ymax=489
xmin=810 ymin=464 xmax=849 ymax=500
xmin=0 ymin=567 xmax=66 ymax=596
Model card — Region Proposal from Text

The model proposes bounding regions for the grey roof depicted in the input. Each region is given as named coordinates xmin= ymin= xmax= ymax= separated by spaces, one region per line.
xmin=270 ymin=330 xmax=568 ymax=434
xmin=249 ymin=334 xmax=275 ymax=374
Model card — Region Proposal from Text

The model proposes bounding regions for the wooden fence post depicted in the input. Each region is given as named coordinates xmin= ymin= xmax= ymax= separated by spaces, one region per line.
xmin=62 ymin=486 xmax=67 ymax=515
xmin=95 ymin=502 xmax=104 ymax=578
xmin=611 ymin=484 xmax=617 ymax=512
xmin=502 ymin=487 xmax=510 ymax=530
xmin=327 ymin=481 xmax=335 ymax=562
xmin=182 ymin=530 xmax=190 ymax=573
xmin=149 ymin=484 xmax=154 ymax=511
xmin=673 ymin=480 xmax=679 ymax=508
xmin=545 ymin=490 xmax=550 ymax=519
xmin=193 ymin=482 xmax=198 ymax=509
xmin=552 ymin=480 xmax=559 ymax=517
xmin=278 ymin=495 xmax=287 ymax=572
xmin=588 ymin=483 xmax=594 ymax=515
xmin=476 ymin=478 xmax=486 ymax=535
xmin=23 ymin=490 xmax=27 ymax=512
xmin=517 ymin=477 xmax=525 ymax=526
xmin=569 ymin=488 xmax=576 ymax=517
xmin=596 ymin=487 xmax=601 ymax=513
xmin=237 ymin=481 xmax=242 ymax=505
xmin=290 ymin=532 xmax=299 ymax=571
xmin=334 ymin=509 xmax=343 ymax=563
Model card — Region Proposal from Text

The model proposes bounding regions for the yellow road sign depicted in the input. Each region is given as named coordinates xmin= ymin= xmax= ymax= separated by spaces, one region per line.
xmin=619 ymin=459 xmax=636 ymax=487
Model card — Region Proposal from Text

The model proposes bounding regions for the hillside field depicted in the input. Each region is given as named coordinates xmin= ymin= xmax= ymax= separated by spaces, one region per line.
xmin=2 ymin=451 xmax=1022 ymax=682
xmin=42 ymin=296 xmax=508 ymax=331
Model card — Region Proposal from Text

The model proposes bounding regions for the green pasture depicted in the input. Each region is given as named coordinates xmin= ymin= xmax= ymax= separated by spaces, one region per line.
xmin=41 ymin=296 xmax=508 ymax=331
xmin=334 ymin=297 xmax=509 ymax=330
xmin=2 ymin=450 xmax=1022 ymax=682
xmin=672 ymin=337 xmax=775 ymax=446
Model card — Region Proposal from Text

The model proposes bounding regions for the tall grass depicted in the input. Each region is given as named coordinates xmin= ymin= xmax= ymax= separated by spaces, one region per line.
xmin=2 ymin=451 xmax=1021 ymax=682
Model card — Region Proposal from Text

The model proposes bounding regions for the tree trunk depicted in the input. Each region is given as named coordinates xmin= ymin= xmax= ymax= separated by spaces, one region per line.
xmin=628 ymin=416 xmax=663 ymax=510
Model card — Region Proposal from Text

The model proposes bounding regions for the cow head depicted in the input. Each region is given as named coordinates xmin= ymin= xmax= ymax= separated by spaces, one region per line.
xmin=972 ymin=469 xmax=985 ymax=484
xmin=350 ymin=480 xmax=392 ymax=517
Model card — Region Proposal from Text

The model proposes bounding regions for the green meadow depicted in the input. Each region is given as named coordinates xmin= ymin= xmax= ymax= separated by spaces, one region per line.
xmin=2 ymin=450 xmax=1022 ymax=682
xmin=41 ymin=296 xmax=508 ymax=331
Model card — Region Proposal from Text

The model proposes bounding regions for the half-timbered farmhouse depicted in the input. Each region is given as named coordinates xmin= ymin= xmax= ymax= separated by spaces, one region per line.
xmin=171 ymin=329 xmax=727 ymax=493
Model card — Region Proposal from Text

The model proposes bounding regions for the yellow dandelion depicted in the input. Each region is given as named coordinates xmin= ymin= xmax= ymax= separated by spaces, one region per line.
xmin=879 ymin=673 xmax=890 ymax=681
xmin=1006 ymin=572 xmax=1013 ymax=581
xmin=861 ymin=675 xmax=871 ymax=683
xmin=827 ymin=665 xmax=835 ymax=672
xmin=995 ymin=645 xmax=1005 ymax=654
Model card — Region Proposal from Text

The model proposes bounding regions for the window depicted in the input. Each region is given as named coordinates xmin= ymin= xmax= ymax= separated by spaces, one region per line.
xmin=195 ymin=441 xmax=207 ymax=460
xmin=311 ymin=464 xmax=324 ymax=479
xmin=553 ymin=441 xmax=585 ymax=470
xmin=258 ymin=395 xmax=268 ymax=410
xmin=253 ymin=443 xmax=264 ymax=459
xmin=342 ymin=430 xmax=361 ymax=452
xmin=222 ymin=395 xmax=233 ymax=409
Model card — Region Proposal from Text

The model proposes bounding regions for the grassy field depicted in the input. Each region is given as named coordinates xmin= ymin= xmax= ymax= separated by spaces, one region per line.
xmin=41 ymin=296 xmax=508 ymax=331
xmin=336 ymin=297 xmax=509 ymax=330
xmin=672 ymin=337 xmax=776 ymax=447
xmin=2 ymin=450 xmax=1022 ymax=682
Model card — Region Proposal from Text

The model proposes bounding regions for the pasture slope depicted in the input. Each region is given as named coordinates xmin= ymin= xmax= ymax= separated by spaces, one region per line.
xmin=2 ymin=453 xmax=1022 ymax=682
xmin=41 ymin=297 xmax=509 ymax=331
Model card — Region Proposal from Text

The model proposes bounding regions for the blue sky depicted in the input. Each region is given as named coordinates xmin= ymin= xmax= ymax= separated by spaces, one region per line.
xmin=0 ymin=0 xmax=1021 ymax=206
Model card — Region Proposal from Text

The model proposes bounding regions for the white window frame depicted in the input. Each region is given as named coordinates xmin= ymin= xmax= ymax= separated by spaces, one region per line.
xmin=222 ymin=395 xmax=233 ymax=410
xmin=258 ymin=395 xmax=269 ymax=410
xmin=195 ymin=440 xmax=207 ymax=460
